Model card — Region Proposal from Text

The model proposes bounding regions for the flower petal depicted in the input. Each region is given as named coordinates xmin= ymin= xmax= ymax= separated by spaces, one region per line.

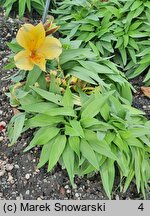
xmin=32 ymin=23 xmax=46 ymax=50
xmin=31 ymin=54 xmax=46 ymax=71
xmin=16 ymin=24 xmax=35 ymax=50
xmin=37 ymin=37 xmax=62 ymax=60
xmin=16 ymin=23 xmax=45 ymax=51
xmin=14 ymin=50 xmax=34 ymax=71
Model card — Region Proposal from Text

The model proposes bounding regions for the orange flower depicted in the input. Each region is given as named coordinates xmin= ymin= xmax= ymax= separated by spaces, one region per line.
xmin=14 ymin=22 xmax=62 ymax=71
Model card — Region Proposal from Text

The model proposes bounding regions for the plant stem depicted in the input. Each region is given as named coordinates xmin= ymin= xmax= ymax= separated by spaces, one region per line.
xmin=42 ymin=0 xmax=51 ymax=23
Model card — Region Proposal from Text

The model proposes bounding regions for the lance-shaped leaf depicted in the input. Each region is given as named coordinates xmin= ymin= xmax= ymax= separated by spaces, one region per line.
xmin=81 ymin=91 xmax=114 ymax=118
xmin=24 ymin=126 xmax=60 ymax=152
xmin=80 ymin=139 xmax=99 ymax=170
xmin=63 ymin=142 xmax=75 ymax=186
xmin=48 ymin=135 xmax=66 ymax=171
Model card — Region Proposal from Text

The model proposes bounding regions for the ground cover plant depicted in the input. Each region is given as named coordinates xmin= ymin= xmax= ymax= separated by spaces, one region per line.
xmin=54 ymin=0 xmax=150 ymax=85
xmin=5 ymin=15 xmax=150 ymax=200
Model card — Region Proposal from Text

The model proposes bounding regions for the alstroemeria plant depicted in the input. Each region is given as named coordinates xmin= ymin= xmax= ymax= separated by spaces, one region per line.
xmin=5 ymin=17 xmax=150 ymax=200
xmin=14 ymin=22 xmax=62 ymax=71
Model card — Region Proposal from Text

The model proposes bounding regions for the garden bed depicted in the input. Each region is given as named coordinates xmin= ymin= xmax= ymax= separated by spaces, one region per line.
xmin=0 ymin=11 xmax=150 ymax=200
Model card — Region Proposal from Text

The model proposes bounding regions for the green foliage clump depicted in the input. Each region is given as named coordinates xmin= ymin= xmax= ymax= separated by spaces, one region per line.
xmin=1 ymin=0 xmax=45 ymax=17
xmin=54 ymin=0 xmax=150 ymax=84
xmin=7 ymin=66 xmax=150 ymax=199
xmin=4 ymin=7 xmax=150 ymax=199
xmin=6 ymin=41 xmax=150 ymax=198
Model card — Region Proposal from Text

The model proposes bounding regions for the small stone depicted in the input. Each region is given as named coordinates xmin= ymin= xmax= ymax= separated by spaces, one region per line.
xmin=66 ymin=189 xmax=71 ymax=194
xmin=64 ymin=185 xmax=69 ymax=189
xmin=14 ymin=164 xmax=19 ymax=169
xmin=0 ymin=136 xmax=3 ymax=142
xmin=7 ymin=173 xmax=13 ymax=182
xmin=75 ymin=193 xmax=80 ymax=198
xmin=37 ymin=197 xmax=42 ymax=200
xmin=20 ymin=194 xmax=23 ymax=200
xmin=87 ymin=180 xmax=90 ymax=184
xmin=0 ymin=171 xmax=5 ymax=177
xmin=116 ymin=195 xmax=120 ymax=200
xmin=25 ymin=174 xmax=30 ymax=180
xmin=25 ymin=190 xmax=30 ymax=195
xmin=3 ymin=58 xmax=7 ymax=63
xmin=0 ymin=110 xmax=3 ymax=115
xmin=73 ymin=184 xmax=77 ymax=189
xmin=143 ymin=105 xmax=146 ymax=109
xmin=6 ymin=33 xmax=11 ymax=37
xmin=5 ymin=164 xmax=14 ymax=171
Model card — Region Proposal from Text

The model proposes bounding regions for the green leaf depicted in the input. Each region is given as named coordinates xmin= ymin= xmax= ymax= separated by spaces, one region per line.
xmin=84 ymin=130 xmax=117 ymax=160
xmin=133 ymin=148 xmax=141 ymax=193
xmin=69 ymin=68 xmax=97 ymax=85
xmin=119 ymin=47 xmax=127 ymax=65
xmin=26 ymin=114 xmax=64 ymax=128
xmin=19 ymin=0 xmax=26 ymax=17
xmin=88 ymin=41 xmax=100 ymax=57
xmin=68 ymin=136 xmax=80 ymax=159
xmin=115 ymin=37 xmax=123 ymax=49
xmin=63 ymin=143 xmax=74 ymax=185
xmin=26 ymin=0 xmax=31 ymax=12
xmin=129 ymin=128 xmax=150 ymax=137
xmin=128 ymin=63 xmax=149 ymax=79
xmin=128 ymin=38 xmax=139 ymax=51
xmin=131 ymin=1 xmax=143 ymax=11
xmin=126 ymin=137 xmax=144 ymax=149
xmin=122 ymin=105 xmax=145 ymax=115
xmin=144 ymin=69 xmax=150 ymax=82
xmin=46 ymin=107 xmax=76 ymax=117
xmin=69 ymin=120 xmax=85 ymax=138
xmin=80 ymin=118 xmax=113 ymax=130
xmin=49 ymin=75 xmax=61 ymax=94
xmin=100 ymin=159 xmax=115 ymax=199
xmin=71 ymin=64 xmax=106 ymax=85
xmin=80 ymin=139 xmax=99 ymax=170
xmin=60 ymin=48 xmax=95 ymax=65
xmin=123 ymin=168 xmax=135 ymax=193
xmin=21 ymin=102 xmax=57 ymax=114
xmin=3 ymin=0 xmax=17 ymax=8
xmin=3 ymin=61 xmax=15 ymax=70
xmin=61 ymin=86 xmax=73 ymax=108
xmin=78 ymin=60 xmax=115 ymax=75
xmin=8 ymin=113 xmax=25 ymax=146
xmin=24 ymin=126 xmax=60 ymax=152
xmin=37 ymin=139 xmax=54 ymax=168
xmin=116 ymin=151 xmax=129 ymax=176
xmin=139 ymin=54 xmax=150 ymax=64
xmin=7 ymin=40 xmax=22 ymax=53
xmin=31 ymin=86 xmax=62 ymax=105
xmin=123 ymin=35 xmax=129 ymax=48
xmin=120 ymin=83 xmax=133 ymax=104
xmin=128 ymin=48 xmax=136 ymax=64
xmin=25 ymin=66 xmax=42 ymax=91
xmin=48 ymin=135 xmax=66 ymax=171
xmin=81 ymin=91 xmax=114 ymax=118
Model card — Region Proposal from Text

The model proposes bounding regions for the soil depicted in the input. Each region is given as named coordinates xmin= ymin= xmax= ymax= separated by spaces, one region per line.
xmin=0 ymin=10 xmax=149 ymax=200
